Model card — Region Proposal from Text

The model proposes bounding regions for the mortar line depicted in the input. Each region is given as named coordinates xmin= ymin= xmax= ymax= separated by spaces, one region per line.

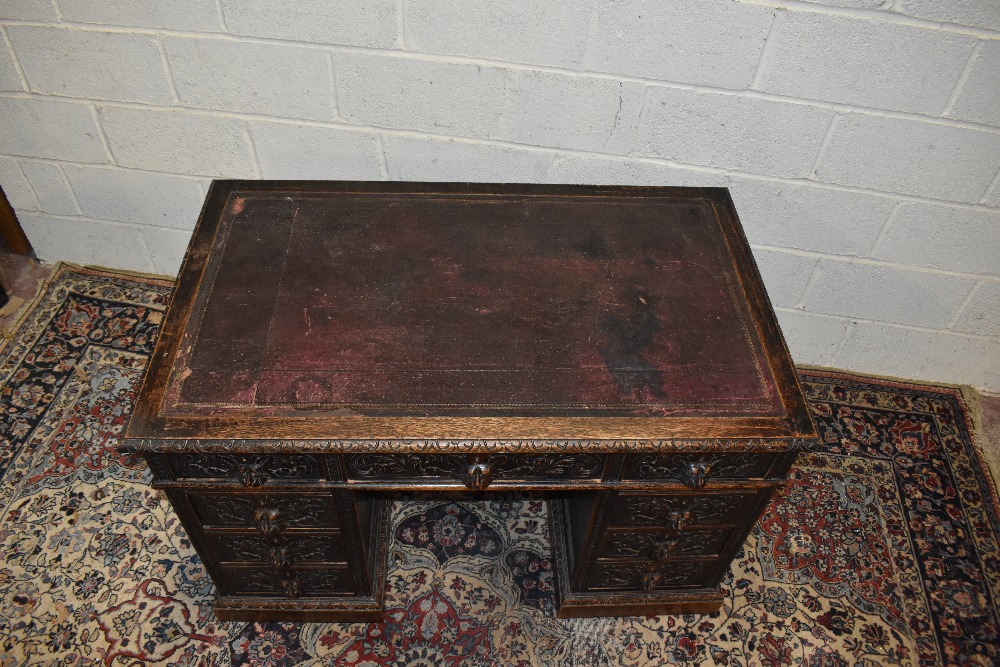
xmin=88 ymin=104 xmax=118 ymax=164
xmin=866 ymin=201 xmax=903 ymax=257
xmin=808 ymin=113 xmax=840 ymax=177
xmin=377 ymin=134 xmax=390 ymax=179
xmin=5 ymin=0 xmax=998 ymax=40
xmin=794 ymin=260 xmax=823 ymax=309
xmin=135 ymin=227 xmax=158 ymax=275
xmin=827 ymin=321 xmax=856 ymax=366
xmin=750 ymin=9 xmax=785 ymax=90
xmin=629 ymin=86 xmax=653 ymax=157
xmin=155 ymin=35 xmax=182 ymax=104
xmin=980 ymin=166 xmax=1000 ymax=204
xmin=326 ymin=52 xmax=339 ymax=121
xmin=794 ymin=310 xmax=1000 ymax=342
xmin=4 ymin=92 xmax=1000 ymax=215
xmin=50 ymin=0 xmax=65 ymax=21
xmin=54 ymin=163 xmax=82 ymax=214
xmin=751 ymin=243 xmax=1000 ymax=282
xmin=940 ymin=41 xmax=982 ymax=117
xmin=397 ymin=0 xmax=407 ymax=49
xmin=3 ymin=20 xmax=1000 ymax=134
xmin=1 ymin=27 xmax=31 ymax=92
xmin=946 ymin=282 xmax=982 ymax=329
xmin=19 ymin=210 xmax=204 ymax=234
xmin=15 ymin=160 xmax=42 ymax=210
xmin=583 ymin=0 xmax=601 ymax=70
xmin=214 ymin=0 xmax=228 ymax=31
xmin=735 ymin=0 xmax=1000 ymax=39
xmin=243 ymin=127 xmax=262 ymax=178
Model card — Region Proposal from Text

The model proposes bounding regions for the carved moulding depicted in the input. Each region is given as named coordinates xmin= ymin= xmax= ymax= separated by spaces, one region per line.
xmin=123 ymin=437 xmax=817 ymax=455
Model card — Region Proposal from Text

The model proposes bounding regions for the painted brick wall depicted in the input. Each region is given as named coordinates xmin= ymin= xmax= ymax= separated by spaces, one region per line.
xmin=1 ymin=0 xmax=998 ymax=390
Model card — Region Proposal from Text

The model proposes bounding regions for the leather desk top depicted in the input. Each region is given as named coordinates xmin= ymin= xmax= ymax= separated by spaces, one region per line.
xmin=124 ymin=182 xmax=815 ymax=449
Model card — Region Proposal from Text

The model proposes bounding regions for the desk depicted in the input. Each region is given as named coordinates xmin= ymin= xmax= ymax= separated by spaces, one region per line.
xmin=121 ymin=182 xmax=817 ymax=621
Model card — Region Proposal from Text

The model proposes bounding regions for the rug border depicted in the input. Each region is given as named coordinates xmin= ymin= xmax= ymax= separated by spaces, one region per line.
xmin=797 ymin=364 xmax=1000 ymax=533
xmin=0 ymin=262 xmax=175 ymax=360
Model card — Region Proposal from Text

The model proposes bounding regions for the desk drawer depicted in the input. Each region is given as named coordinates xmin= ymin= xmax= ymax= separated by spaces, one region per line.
xmin=189 ymin=493 xmax=341 ymax=530
xmin=220 ymin=565 xmax=356 ymax=597
xmin=590 ymin=559 xmax=716 ymax=591
xmin=598 ymin=526 xmax=733 ymax=560
xmin=150 ymin=453 xmax=331 ymax=485
xmin=611 ymin=491 xmax=757 ymax=528
xmin=623 ymin=453 xmax=779 ymax=487
xmin=344 ymin=453 xmax=606 ymax=489
xmin=208 ymin=533 xmax=348 ymax=565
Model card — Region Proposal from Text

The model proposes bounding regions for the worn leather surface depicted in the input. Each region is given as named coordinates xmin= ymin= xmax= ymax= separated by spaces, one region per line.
xmin=168 ymin=191 xmax=782 ymax=417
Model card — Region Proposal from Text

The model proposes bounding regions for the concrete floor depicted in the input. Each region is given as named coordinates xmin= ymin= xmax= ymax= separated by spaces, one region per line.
xmin=0 ymin=245 xmax=998 ymax=488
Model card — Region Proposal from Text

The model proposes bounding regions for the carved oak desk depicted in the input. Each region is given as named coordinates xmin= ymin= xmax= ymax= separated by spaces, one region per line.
xmin=121 ymin=181 xmax=817 ymax=621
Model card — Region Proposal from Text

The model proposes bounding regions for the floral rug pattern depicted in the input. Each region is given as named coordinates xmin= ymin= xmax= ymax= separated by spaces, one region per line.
xmin=0 ymin=266 xmax=998 ymax=666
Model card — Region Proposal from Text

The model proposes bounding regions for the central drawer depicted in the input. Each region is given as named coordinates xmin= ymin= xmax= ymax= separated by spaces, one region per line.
xmin=189 ymin=493 xmax=341 ymax=530
xmin=344 ymin=453 xmax=607 ymax=489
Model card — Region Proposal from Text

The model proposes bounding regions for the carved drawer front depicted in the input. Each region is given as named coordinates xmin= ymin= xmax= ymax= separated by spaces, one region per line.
xmin=345 ymin=453 xmax=606 ymax=491
xmin=190 ymin=493 xmax=340 ymax=530
xmin=624 ymin=453 xmax=776 ymax=487
xmin=346 ymin=454 xmax=468 ymax=480
xmin=485 ymin=454 xmax=605 ymax=480
xmin=598 ymin=526 xmax=733 ymax=560
xmin=611 ymin=492 xmax=756 ymax=529
xmin=167 ymin=454 xmax=327 ymax=485
xmin=221 ymin=565 xmax=355 ymax=597
xmin=589 ymin=559 xmax=716 ymax=591
xmin=209 ymin=533 xmax=348 ymax=565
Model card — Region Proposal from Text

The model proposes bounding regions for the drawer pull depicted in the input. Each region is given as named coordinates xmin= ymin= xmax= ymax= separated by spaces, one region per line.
xmin=254 ymin=507 xmax=284 ymax=537
xmin=268 ymin=545 xmax=292 ymax=568
xmin=280 ymin=578 xmax=302 ymax=599
xmin=641 ymin=571 xmax=662 ymax=591
xmin=665 ymin=509 xmax=691 ymax=533
xmin=652 ymin=536 xmax=680 ymax=562
xmin=463 ymin=461 xmax=493 ymax=491
xmin=237 ymin=462 xmax=267 ymax=487
xmin=682 ymin=461 xmax=714 ymax=489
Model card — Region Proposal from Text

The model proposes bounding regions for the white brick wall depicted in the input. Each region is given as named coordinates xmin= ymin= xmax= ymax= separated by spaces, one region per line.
xmin=1 ymin=0 xmax=998 ymax=391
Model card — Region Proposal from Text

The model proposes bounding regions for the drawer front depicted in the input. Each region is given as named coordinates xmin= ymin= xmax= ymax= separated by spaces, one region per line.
xmin=611 ymin=492 xmax=757 ymax=528
xmin=590 ymin=559 xmax=716 ymax=591
xmin=599 ymin=526 xmax=733 ymax=560
xmin=168 ymin=454 xmax=328 ymax=485
xmin=345 ymin=454 xmax=468 ymax=480
xmin=209 ymin=533 xmax=348 ymax=565
xmin=486 ymin=454 xmax=605 ymax=480
xmin=221 ymin=566 xmax=355 ymax=597
xmin=623 ymin=453 xmax=777 ymax=487
xmin=189 ymin=493 xmax=340 ymax=530
xmin=345 ymin=453 xmax=607 ymax=490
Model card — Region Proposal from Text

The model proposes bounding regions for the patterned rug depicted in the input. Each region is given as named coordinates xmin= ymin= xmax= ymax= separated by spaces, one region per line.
xmin=1 ymin=266 xmax=999 ymax=667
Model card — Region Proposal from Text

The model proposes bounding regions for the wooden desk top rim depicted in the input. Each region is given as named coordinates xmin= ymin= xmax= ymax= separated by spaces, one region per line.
xmin=124 ymin=181 xmax=816 ymax=445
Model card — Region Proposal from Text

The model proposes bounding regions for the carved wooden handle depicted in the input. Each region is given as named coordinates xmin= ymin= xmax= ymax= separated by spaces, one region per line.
xmin=280 ymin=578 xmax=302 ymax=599
xmin=268 ymin=545 xmax=292 ymax=568
xmin=683 ymin=461 xmax=714 ymax=489
xmin=652 ymin=536 xmax=679 ymax=562
xmin=253 ymin=507 xmax=283 ymax=537
xmin=664 ymin=509 xmax=691 ymax=533
xmin=641 ymin=572 xmax=662 ymax=591
xmin=463 ymin=461 xmax=493 ymax=491
xmin=237 ymin=461 xmax=267 ymax=487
